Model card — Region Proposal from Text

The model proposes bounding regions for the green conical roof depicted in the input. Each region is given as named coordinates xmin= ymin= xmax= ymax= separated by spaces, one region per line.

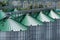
xmin=21 ymin=14 xmax=43 ymax=26
xmin=56 ymin=9 xmax=60 ymax=12
xmin=37 ymin=11 xmax=54 ymax=22
xmin=0 ymin=20 xmax=11 ymax=31
xmin=0 ymin=19 xmax=27 ymax=31
xmin=14 ymin=8 xmax=18 ymax=12
xmin=0 ymin=10 xmax=6 ymax=20
xmin=49 ymin=10 xmax=60 ymax=19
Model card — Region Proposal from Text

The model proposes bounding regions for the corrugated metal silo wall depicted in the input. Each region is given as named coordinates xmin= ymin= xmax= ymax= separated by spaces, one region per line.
xmin=0 ymin=19 xmax=60 ymax=40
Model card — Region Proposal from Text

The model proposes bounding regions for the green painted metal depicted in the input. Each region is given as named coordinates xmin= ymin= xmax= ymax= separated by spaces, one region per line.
xmin=11 ymin=13 xmax=25 ymax=23
xmin=55 ymin=9 xmax=60 ymax=15
xmin=49 ymin=10 xmax=60 ymax=19
xmin=0 ymin=10 xmax=6 ymax=20
xmin=11 ymin=14 xmax=18 ymax=18
xmin=0 ymin=9 xmax=60 ymax=31
xmin=0 ymin=20 xmax=11 ymax=31
xmin=43 ymin=10 xmax=50 ymax=15
xmin=37 ymin=11 xmax=54 ymax=22
xmin=30 ymin=12 xmax=40 ymax=18
xmin=56 ymin=9 xmax=60 ymax=12
xmin=14 ymin=8 xmax=18 ymax=12
xmin=12 ymin=15 xmax=25 ymax=23
xmin=21 ymin=14 xmax=43 ymax=26
xmin=11 ymin=11 xmax=22 ymax=18
xmin=0 ymin=19 xmax=27 ymax=31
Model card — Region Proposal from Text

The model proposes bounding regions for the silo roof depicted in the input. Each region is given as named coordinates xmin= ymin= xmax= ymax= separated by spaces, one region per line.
xmin=0 ymin=19 xmax=27 ymax=31
xmin=37 ymin=11 xmax=54 ymax=22
xmin=0 ymin=10 xmax=6 ymax=20
xmin=14 ymin=8 xmax=18 ymax=12
xmin=21 ymin=14 xmax=43 ymax=26
xmin=49 ymin=10 xmax=60 ymax=19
